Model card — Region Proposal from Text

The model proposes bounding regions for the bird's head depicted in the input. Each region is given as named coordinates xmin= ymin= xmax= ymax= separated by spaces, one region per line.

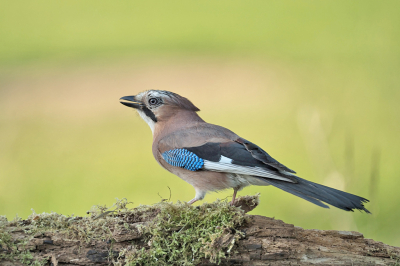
xmin=120 ymin=90 xmax=200 ymax=132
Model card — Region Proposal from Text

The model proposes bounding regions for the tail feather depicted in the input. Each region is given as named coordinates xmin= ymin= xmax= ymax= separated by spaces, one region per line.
xmin=263 ymin=176 xmax=370 ymax=213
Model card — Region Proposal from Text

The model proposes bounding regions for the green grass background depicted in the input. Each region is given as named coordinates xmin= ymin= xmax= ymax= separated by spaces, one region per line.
xmin=1 ymin=1 xmax=399 ymax=246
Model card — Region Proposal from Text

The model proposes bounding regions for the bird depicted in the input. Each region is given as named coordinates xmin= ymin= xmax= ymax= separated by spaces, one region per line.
xmin=119 ymin=90 xmax=370 ymax=213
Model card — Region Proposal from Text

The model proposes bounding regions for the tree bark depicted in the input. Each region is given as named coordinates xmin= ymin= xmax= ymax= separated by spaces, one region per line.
xmin=1 ymin=198 xmax=399 ymax=266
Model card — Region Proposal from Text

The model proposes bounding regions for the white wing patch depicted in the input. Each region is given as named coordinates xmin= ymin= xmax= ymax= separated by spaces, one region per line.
xmin=219 ymin=155 xmax=232 ymax=164
xmin=203 ymin=159 xmax=294 ymax=183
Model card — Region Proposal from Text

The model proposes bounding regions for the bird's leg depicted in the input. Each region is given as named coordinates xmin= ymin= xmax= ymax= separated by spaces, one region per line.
xmin=188 ymin=190 xmax=205 ymax=205
xmin=230 ymin=188 xmax=238 ymax=206
xmin=188 ymin=198 xmax=198 ymax=205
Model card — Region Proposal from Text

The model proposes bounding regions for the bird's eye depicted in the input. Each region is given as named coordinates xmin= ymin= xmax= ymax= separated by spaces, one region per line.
xmin=148 ymin=97 xmax=160 ymax=106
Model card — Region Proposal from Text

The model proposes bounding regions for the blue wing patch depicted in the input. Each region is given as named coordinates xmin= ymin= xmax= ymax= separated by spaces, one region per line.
xmin=162 ymin=149 xmax=204 ymax=171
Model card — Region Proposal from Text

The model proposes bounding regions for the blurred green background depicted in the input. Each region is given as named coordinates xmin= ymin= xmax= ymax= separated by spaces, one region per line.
xmin=1 ymin=1 xmax=399 ymax=246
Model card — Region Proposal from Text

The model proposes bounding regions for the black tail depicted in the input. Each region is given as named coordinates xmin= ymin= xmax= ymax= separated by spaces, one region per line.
xmin=265 ymin=176 xmax=370 ymax=213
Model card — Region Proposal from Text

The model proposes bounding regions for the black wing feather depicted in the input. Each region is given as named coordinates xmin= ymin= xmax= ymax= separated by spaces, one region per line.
xmin=187 ymin=142 xmax=285 ymax=172
xmin=236 ymin=138 xmax=296 ymax=173
xmin=186 ymin=141 xmax=296 ymax=181
xmin=186 ymin=143 xmax=221 ymax=162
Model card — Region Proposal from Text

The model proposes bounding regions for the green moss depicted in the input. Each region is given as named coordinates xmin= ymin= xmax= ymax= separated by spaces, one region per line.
xmin=115 ymin=199 xmax=249 ymax=266
xmin=0 ymin=219 xmax=14 ymax=261
xmin=1 ymin=196 xmax=256 ymax=266
xmin=1 ymin=216 xmax=47 ymax=265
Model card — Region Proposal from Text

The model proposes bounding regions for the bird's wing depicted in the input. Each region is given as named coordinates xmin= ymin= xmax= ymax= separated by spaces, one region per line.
xmin=235 ymin=138 xmax=296 ymax=174
xmin=187 ymin=142 xmax=295 ymax=183
xmin=158 ymin=125 xmax=296 ymax=183
xmin=157 ymin=123 xmax=295 ymax=175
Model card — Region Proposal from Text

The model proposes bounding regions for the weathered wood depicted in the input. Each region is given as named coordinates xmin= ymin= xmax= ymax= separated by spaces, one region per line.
xmin=220 ymin=215 xmax=399 ymax=265
xmin=1 ymin=198 xmax=399 ymax=266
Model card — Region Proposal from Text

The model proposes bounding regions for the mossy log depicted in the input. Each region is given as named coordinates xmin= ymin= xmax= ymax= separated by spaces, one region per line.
xmin=1 ymin=196 xmax=399 ymax=266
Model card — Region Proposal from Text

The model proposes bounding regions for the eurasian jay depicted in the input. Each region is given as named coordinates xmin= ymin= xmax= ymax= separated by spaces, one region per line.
xmin=120 ymin=90 xmax=369 ymax=213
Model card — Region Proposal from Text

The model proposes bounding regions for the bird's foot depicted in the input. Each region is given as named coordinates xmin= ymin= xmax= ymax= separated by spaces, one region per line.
xmin=188 ymin=198 xmax=198 ymax=205
xmin=230 ymin=189 xmax=238 ymax=206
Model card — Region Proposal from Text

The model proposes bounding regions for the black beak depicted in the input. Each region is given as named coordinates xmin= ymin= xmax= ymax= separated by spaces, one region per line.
xmin=119 ymin=95 xmax=143 ymax=109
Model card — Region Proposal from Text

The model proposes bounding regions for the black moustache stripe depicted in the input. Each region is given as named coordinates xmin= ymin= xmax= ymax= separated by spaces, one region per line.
xmin=142 ymin=106 xmax=157 ymax=122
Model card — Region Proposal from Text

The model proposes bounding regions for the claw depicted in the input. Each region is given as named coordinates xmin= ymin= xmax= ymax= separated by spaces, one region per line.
xmin=230 ymin=189 xmax=238 ymax=206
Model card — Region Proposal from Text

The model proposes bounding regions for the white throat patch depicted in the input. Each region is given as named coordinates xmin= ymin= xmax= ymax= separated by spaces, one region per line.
xmin=137 ymin=109 xmax=155 ymax=134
